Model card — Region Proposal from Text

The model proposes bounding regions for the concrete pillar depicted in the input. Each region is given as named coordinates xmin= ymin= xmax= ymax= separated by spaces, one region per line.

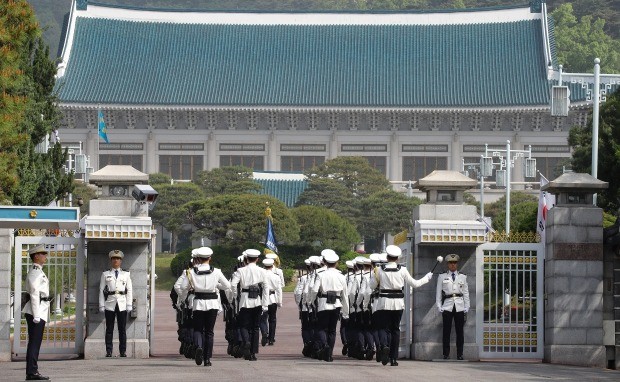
xmin=86 ymin=130 xmax=98 ymax=171
xmin=145 ymin=131 xmax=156 ymax=174
xmin=451 ymin=133 xmax=461 ymax=172
xmin=329 ymin=132 xmax=338 ymax=159
xmin=390 ymin=132 xmax=399 ymax=181
xmin=207 ymin=132 xmax=217 ymax=171
xmin=0 ymin=229 xmax=12 ymax=361
xmin=268 ymin=132 xmax=277 ymax=171
xmin=544 ymin=206 xmax=606 ymax=367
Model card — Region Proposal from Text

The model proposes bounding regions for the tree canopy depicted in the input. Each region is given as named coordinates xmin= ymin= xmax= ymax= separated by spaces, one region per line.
xmin=568 ymin=88 xmax=620 ymax=213
xmin=193 ymin=166 xmax=261 ymax=197
xmin=291 ymin=205 xmax=360 ymax=251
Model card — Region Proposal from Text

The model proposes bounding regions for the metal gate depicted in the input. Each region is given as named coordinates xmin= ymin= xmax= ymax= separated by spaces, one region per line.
xmin=13 ymin=231 xmax=84 ymax=356
xmin=476 ymin=242 xmax=544 ymax=359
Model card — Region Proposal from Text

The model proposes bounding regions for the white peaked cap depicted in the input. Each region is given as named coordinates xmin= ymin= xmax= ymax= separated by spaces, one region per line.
xmin=194 ymin=246 xmax=213 ymax=258
xmin=108 ymin=249 xmax=124 ymax=259
xmin=304 ymin=259 xmax=311 ymax=266
xmin=345 ymin=260 xmax=354 ymax=268
xmin=262 ymin=258 xmax=274 ymax=266
xmin=369 ymin=253 xmax=381 ymax=263
xmin=190 ymin=248 xmax=198 ymax=258
xmin=309 ymin=256 xmax=322 ymax=265
xmin=385 ymin=245 xmax=402 ymax=258
xmin=379 ymin=253 xmax=388 ymax=262
xmin=323 ymin=250 xmax=339 ymax=263
xmin=265 ymin=253 xmax=277 ymax=260
xmin=244 ymin=249 xmax=261 ymax=258
xmin=321 ymin=248 xmax=336 ymax=258
xmin=354 ymin=256 xmax=367 ymax=265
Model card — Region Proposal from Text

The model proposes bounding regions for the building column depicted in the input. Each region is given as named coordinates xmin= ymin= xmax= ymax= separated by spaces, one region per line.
xmin=268 ymin=132 xmax=277 ymax=171
xmin=390 ymin=132 xmax=399 ymax=181
xmin=206 ymin=132 xmax=217 ymax=171
xmin=329 ymin=132 xmax=338 ymax=159
xmin=512 ymin=134 xmax=525 ymax=189
xmin=145 ymin=131 xmax=156 ymax=174
xmin=451 ymin=133 xmax=461 ymax=172
xmin=86 ymin=130 xmax=98 ymax=171
xmin=0 ymin=228 xmax=12 ymax=361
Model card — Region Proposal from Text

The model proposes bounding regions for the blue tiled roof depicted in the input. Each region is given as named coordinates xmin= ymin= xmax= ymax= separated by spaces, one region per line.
xmin=254 ymin=179 xmax=308 ymax=207
xmin=57 ymin=16 xmax=551 ymax=107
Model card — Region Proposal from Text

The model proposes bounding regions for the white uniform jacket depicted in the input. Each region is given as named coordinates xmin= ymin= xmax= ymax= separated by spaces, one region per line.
xmin=180 ymin=265 xmax=231 ymax=311
xmin=99 ymin=268 xmax=133 ymax=312
xmin=436 ymin=271 xmax=470 ymax=313
xmin=358 ymin=271 xmax=372 ymax=312
xmin=368 ymin=263 xmax=429 ymax=311
xmin=173 ymin=271 xmax=187 ymax=308
xmin=347 ymin=271 xmax=361 ymax=313
xmin=23 ymin=264 xmax=50 ymax=322
xmin=308 ymin=268 xmax=349 ymax=317
xmin=294 ymin=274 xmax=307 ymax=310
xmin=231 ymin=263 xmax=269 ymax=310
xmin=302 ymin=269 xmax=323 ymax=308
xmin=264 ymin=269 xmax=283 ymax=306
xmin=273 ymin=267 xmax=285 ymax=288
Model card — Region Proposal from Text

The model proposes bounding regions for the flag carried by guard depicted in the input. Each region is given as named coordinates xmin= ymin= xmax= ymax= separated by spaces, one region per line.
xmin=98 ymin=109 xmax=109 ymax=143
xmin=265 ymin=205 xmax=278 ymax=253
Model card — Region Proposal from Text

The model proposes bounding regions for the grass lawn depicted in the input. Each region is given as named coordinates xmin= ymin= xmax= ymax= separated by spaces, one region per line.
xmin=155 ymin=253 xmax=177 ymax=291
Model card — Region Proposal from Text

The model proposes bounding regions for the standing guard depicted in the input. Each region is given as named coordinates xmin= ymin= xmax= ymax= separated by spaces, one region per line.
xmin=436 ymin=254 xmax=470 ymax=360
xmin=231 ymin=249 xmax=269 ymax=361
xmin=99 ymin=250 xmax=133 ymax=358
xmin=368 ymin=245 xmax=432 ymax=366
xmin=180 ymin=246 xmax=231 ymax=366
xmin=308 ymin=249 xmax=349 ymax=362
xmin=23 ymin=244 xmax=51 ymax=381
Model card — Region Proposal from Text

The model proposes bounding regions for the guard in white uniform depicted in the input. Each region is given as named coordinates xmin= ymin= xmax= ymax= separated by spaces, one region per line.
xmin=339 ymin=260 xmax=355 ymax=357
xmin=265 ymin=252 xmax=285 ymax=288
xmin=173 ymin=250 xmax=197 ymax=357
xmin=436 ymin=254 xmax=470 ymax=360
xmin=308 ymin=249 xmax=349 ymax=362
xmin=230 ymin=249 xmax=269 ymax=361
xmin=23 ymin=245 xmax=51 ymax=381
xmin=99 ymin=249 xmax=133 ymax=357
xmin=368 ymin=245 xmax=432 ymax=366
xmin=260 ymin=258 xmax=282 ymax=346
xmin=180 ymin=246 xmax=231 ymax=366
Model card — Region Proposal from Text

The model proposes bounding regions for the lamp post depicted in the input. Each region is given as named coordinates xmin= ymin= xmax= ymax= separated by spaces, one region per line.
xmin=480 ymin=141 xmax=536 ymax=234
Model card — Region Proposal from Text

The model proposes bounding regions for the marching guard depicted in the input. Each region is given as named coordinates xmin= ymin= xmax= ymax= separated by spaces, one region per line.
xmin=260 ymin=258 xmax=282 ymax=346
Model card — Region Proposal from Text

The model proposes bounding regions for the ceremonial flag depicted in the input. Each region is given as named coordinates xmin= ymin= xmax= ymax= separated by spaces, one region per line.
xmin=265 ymin=206 xmax=278 ymax=253
xmin=536 ymin=174 xmax=556 ymax=244
xmin=98 ymin=109 xmax=109 ymax=143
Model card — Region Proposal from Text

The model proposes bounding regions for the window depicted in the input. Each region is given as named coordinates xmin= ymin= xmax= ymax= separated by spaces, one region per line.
xmin=100 ymin=155 xmax=143 ymax=171
xmin=159 ymin=155 xmax=203 ymax=181
xmin=281 ymin=156 xmax=324 ymax=172
xmin=402 ymin=156 xmax=447 ymax=181
xmin=362 ymin=156 xmax=387 ymax=175
xmin=219 ymin=155 xmax=264 ymax=170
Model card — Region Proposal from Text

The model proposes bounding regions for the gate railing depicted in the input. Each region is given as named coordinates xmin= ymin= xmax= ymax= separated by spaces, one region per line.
xmin=476 ymin=242 xmax=544 ymax=359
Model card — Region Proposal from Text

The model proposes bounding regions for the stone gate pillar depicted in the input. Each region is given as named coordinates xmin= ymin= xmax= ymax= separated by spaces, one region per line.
xmin=0 ymin=228 xmax=12 ymax=361
xmin=543 ymin=172 xmax=608 ymax=367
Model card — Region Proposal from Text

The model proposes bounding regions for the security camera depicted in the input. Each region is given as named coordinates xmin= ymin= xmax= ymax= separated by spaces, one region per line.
xmin=132 ymin=184 xmax=158 ymax=204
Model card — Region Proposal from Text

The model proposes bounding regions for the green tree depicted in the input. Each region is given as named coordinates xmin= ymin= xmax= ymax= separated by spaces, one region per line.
xmin=193 ymin=166 xmax=261 ymax=197
xmin=291 ymin=205 xmax=360 ymax=251
xmin=183 ymin=194 xmax=300 ymax=246
xmin=568 ymin=88 xmax=620 ymax=212
xmin=150 ymin=182 xmax=204 ymax=253
xmin=296 ymin=178 xmax=359 ymax=223
xmin=484 ymin=192 xmax=538 ymax=232
xmin=149 ymin=172 xmax=172 ymax=185
xmin=551 ymin=3 xmax=620 ymax=73
xmin=358 ymin=189 xmax=422 ymax=242
xmin=0 ymin=1 xmax=73 ymax=205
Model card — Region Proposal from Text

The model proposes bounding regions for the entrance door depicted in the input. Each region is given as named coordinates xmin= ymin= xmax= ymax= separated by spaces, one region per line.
xmin=476 ymin=242 xmax=544 ymax=359
xmin=13 ymin=233 xmax=84 ymax=356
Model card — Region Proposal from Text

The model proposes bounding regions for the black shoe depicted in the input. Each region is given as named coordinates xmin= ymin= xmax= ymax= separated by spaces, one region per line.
xmin=443 ymin=355 xmax=449 ymax=360
xmin=26 ymin=373 xmax=49 ymax=380
xmin=341 ymin=344 xmax=348 ymax=356
xmin=179 ymin=344 xmax=184 ymax=355
xmin=120 ymin=353 xmax=127 ymax=358
xmin=457 ymin=355 xmax=464 ymax=360
xmin=249 ymin=353 xmax=257 ymax=361
xmin=261 ymin=336 xmax=268 ymax=347
xmin=302 ymin=344 xmax=310 ymax=357
xmin=105 ymin=352 xmax=112 ymax=358
xmin=268 ymin=339 xmax=274 ymax=346
xmin=390 ymin=359 xmax=399 ymax=366
xmin=380 ymin=346 xmax=390 ymax=366
xmin=195 ymin=347 xmax=203 ymax=365
xmin=204 ymin=358 xmax=212 ymax=367
xmin=233 ymin=345 xmax=242 ymax=358
xmin=365 ymin=349 xmax=375 ymax=361
xmin=242 ymin=343 xmax=251 ymax=359
xmin=227 ymin=342 xmax=233 ymax=356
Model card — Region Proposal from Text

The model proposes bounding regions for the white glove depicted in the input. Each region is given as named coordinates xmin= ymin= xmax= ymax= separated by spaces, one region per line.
xmin=33 ymin=318 xmax=40 ymax=324
xmin=438 ymin=307 xmax=444 ymax=313
xmin=342 ymin=315 xmax=349 ymax=320
xmin=262 ymin=306 xmax=268 ymax=313
xmin=464 ymin=309 xmax=468 ymax=314
xmin=99 ymin=306 xmax=105 ymax=313
xmin=126 ymin=306 xmax=133 ymax=313
xmin=426 ymin=272 xmax=433 ymax=281
xmin=277 ymin=303 xmax=282 ymax=308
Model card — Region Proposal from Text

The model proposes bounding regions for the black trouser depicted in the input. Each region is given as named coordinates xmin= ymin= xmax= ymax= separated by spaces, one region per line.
xmin=105 ymin=303 xmax=127 ymax=354
xmin=362 ymin=311 xmax=375 ymax=350
xmin=371 ymin=311 xmax=381 ymax=351
xmin=317 ymin=308 xmax=341 ymax=352
xmin=346 ymin=312 xmax=358 ymax=350
xmin=260 ymin=303 xmax=278 ymax=341
xmin=300 ymin=311 xmax=313 ymax=344
xmin=442 ymin=306 xmax=465 ymax=357
xmin=377 ymin=309 xmax=403 ymax=359
xmin=193 ymin=309 xmax=218 ymax=358
xmin=238 ymin=306 xmax=262 ymax=354
xmin=25 ymin=314 xmax=45 ymax=376
xmin=339 ymin=316 xmax=348 ymax=345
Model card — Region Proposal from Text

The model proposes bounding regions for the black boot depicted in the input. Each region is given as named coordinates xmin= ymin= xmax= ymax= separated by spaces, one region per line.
xmin=390 ymin=358 xmax=399 ymax=366
xmin=341 ymin=343 xmax=348 ymax=356
xmin=195 ymin=347 xmax=203 ymax=366
xmin=204 ymin=358 xmax=212 ymax=366
xmin=380 ymin=346 xmax=390 ymax=366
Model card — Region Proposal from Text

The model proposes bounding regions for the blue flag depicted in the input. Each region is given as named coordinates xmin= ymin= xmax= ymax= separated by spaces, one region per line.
xmin=265 ymin=217 xmax=278 ymax=253
xmin=98 ymin=109 xmax=109 ymax=143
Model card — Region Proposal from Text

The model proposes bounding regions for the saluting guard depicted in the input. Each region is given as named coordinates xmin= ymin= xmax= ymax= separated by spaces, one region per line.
xmin=436 ymin=254 xmax=470 ymax=360
xmin=368 ymin=245 xmax=432 ymax=366
xmin=308 ymin=249 xmax=349 ymax=362
xmin=180 ymin=246 xmax=231 ymax=366
xmin=23 ymin=244 xmax=51 ymax=381
xmin=230 ymin=248 xmax=269 ymax=361
xmin=99 ymin=249 xmax=133 ymax=358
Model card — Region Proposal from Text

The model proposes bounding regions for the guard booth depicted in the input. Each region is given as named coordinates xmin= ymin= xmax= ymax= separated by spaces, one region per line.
xmin=82 ymin=165 xmax=157 ymax=359
xmin=0 ymin=206 xmax=82 ymax=359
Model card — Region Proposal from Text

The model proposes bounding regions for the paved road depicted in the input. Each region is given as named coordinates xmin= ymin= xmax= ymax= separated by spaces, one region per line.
xmin=1 ymin=291 xmax=618 ymax=381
